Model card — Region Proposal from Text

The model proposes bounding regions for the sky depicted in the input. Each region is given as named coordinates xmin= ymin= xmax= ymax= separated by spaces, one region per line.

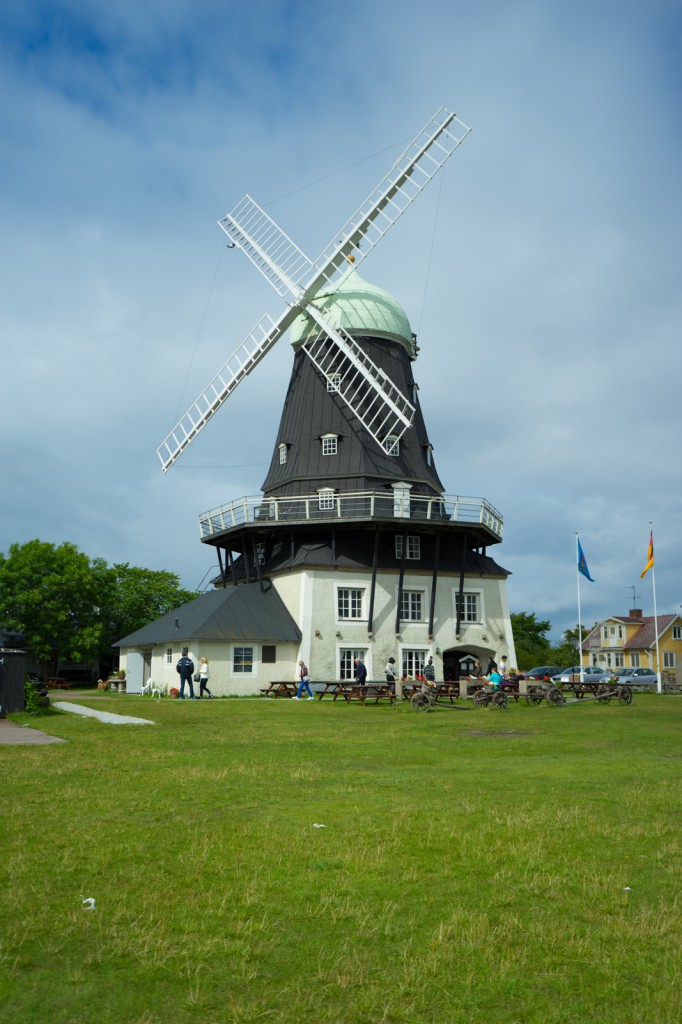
xmin=2 ymin=0 xmax=681 ymax=641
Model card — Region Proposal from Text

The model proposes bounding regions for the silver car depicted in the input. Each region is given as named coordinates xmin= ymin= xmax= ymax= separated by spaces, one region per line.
xmin=554 ymin=665 xmax=612 ymax=683
xmin=613 ymin=667 xmax=658 ymax=686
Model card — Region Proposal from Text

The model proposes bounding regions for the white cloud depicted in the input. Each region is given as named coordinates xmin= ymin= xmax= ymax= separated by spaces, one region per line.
xmin=2 ymin=0 xmax=680 ymax=637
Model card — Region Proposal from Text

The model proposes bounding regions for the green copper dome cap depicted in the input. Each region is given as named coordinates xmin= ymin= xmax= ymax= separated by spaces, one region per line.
xmin=290 ymin=269 xmax=415 ymax=355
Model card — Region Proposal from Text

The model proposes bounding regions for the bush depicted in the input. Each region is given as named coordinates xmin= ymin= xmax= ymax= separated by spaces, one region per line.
xmin=23 ymin=677 xmax=50 ymax=714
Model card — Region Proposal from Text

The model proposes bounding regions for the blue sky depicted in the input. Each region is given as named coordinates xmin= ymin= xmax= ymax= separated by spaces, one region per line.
xmin=2 ymin=0 xmax=681 ymax=641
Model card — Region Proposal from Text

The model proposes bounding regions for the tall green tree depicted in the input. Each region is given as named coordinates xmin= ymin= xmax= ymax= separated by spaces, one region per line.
xmin=101 ymin=563 xmax=196 ymax=650
xmin=0 ymin=540 xmax=107 ymax=675
xmin=511 ymin=611 xmax=552 ymax=670
xmin=549 ymin=625 xmax=591 ymax=667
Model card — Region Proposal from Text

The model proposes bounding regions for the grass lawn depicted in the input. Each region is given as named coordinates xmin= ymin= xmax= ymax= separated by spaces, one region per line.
xmin=2 ymin=693 xmax=681 ymax=1024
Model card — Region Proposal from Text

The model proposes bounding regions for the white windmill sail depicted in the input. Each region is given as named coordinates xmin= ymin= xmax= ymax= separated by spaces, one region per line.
xmin=157 ymin=106 xmax=470 ymax=472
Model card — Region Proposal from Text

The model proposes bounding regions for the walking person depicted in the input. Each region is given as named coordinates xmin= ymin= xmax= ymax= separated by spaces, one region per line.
xmin=385 ymin=655 xmax=402 ymax=703
xmin=198 ymin=656 xmax=213 ymax=699
xmin=176 ymin=648 xmax=196 ymax=700
xmin=354 ymin=657 xmax=367 ymax=686
xmin=293 ymin=660 xmax=314 ymax=700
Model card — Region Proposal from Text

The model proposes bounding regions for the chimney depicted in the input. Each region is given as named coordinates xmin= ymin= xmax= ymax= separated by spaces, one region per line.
xmin=629 ymin=609 xmax=643 ymax=619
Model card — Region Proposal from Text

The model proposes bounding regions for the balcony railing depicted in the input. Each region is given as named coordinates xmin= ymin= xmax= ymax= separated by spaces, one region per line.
xmin=199 ymin=490 xmax=503 ymax=540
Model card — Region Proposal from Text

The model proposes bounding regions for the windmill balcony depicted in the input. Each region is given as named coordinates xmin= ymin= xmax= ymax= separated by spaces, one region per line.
xmin=198 ymin=490 xmax=503 ymax=542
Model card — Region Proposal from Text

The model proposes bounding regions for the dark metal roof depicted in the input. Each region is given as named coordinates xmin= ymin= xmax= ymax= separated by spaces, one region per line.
xmin=113 ymin=582 xmax=302 ymax=647
xmin=261 ymin=337 xmax=445 ymax=497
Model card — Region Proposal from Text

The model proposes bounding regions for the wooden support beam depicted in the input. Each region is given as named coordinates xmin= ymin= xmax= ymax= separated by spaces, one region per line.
xmin=428 ymin=531 xmax=441 ymax=637
xmin=367 ymin=529 xmax=380 ymax=634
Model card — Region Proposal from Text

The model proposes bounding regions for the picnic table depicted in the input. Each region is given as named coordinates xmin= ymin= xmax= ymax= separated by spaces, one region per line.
xmin=316 ymin=681 xmax=396 ymax=704
xmin=260 ymin=681 xmax=299 ymax=698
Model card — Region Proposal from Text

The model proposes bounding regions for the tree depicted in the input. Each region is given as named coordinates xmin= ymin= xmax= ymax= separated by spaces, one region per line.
xmin=511 ymin=611 xmax=552 ymax=670
xmin=0 ymin=543 xmax=197 ymax=679
xmin=549 ymin=625 xmax=591 ymax=667
xmin=0 ymin=540 xmax=107 ymax=676
xmin=101 ymin=563 xmax=196 ymax=651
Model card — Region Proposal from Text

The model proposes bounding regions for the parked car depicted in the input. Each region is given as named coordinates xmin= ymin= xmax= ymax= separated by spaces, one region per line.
xmin=612 ymin=667 xmax=658 ymax=687
xmin=553 ymin=665 xmax=613 ymax=683
xmin=524 ymin=666 xmax=564 ymax=680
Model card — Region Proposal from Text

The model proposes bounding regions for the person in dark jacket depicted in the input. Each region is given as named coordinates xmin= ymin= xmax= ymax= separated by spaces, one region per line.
xmin=176 ymin=648 xmax=196 ymax=700
xmin=354 ymin=658 xmax=367 ymax=685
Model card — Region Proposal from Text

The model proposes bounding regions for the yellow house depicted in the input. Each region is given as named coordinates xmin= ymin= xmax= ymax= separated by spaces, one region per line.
xmin=582 ymin=609 xmax=682 ymax=680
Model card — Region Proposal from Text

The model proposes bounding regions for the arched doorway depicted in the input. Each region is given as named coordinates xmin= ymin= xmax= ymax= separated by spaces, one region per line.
xmin=443 ymin=645 xmax=494 ymax=681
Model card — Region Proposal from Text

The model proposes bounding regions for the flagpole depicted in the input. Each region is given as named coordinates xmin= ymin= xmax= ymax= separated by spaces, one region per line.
xmin=576 ymin=532 xmax=584 ymax=684
xmin=649 ymin=520 xmax=662 ymax=694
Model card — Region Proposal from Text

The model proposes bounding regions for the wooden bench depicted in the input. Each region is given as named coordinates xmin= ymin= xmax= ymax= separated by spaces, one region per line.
xmin=260 ymin=681 xmax=299 ymax=698
xmin=46 ymin=677 xmax=72 ymax=690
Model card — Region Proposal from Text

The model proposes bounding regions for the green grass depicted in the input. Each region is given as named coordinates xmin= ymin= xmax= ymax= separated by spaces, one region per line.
xmin=2 ymin=694 xmax=681 ymax=1023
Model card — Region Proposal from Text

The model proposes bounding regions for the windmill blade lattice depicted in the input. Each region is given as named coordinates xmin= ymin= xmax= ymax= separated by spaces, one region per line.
xmin=157 ymin=106 xmax=470 ymax=472
xmin=301 ymin=305 xmax=415 ymax=445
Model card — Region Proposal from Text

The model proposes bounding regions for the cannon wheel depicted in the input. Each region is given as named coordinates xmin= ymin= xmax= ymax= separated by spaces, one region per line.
xmin=546 ymin=687 xmax=566 ymax=706
xmin=410 ymin=692 xmax=432 ymax=713
xmin=597 ymin=684 xmax=612 ymax=703
xmin=473 ymin=689 xmax=488 ymax=707
xmin=492 ymin=691 xmax=509 ymax=710
xmin=618 ymin=686 xmax=633 ymax=705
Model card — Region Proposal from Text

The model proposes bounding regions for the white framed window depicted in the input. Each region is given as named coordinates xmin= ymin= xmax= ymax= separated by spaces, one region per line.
xmin=400 ymin=590 xmax=424 ymax=621
xmin=278 ymin=444 xmax=287 ymax=465
xmin=603 ymin=626 xmax=608 ymax=640
xmin=610 ymin=626 xmax=615 ymax=636
xmin=326 ymin=374 xmax=341 ymax=392
xmin=618 ymin=625 xmax=623 ymax=639
xmin=337 ymin=587 xmax=365 ymax=620
xmin=339 ymin=648 xmax=367 ymax=680
xmin=400 ymin=648 xmax=429 ymax=679
xmin=614 ymin=653 xmax=624 ymax=667
xmin=318 ymin=488 xmax=335 ymax=511
xmin=455 ymin=592 xmax=480 ymax=623
xmin=384 ymin=435 xmax=399 ymax=456
xmin=395 ymin=535 xmax=420 ymax=560
xmin=321 ymin=435 xmax=338 ymax=456
xmin=673 ymin=625 xmax=682 ymax=640
xmin=166 ymin=648 xmax=173 ymax=664
xmin=233 ymin=646 xmax=253 ymax=674
xmin=663 ymin=651 xmax=676 ymax=669
xmin=630 ymin=653 xmax=640 ymax=668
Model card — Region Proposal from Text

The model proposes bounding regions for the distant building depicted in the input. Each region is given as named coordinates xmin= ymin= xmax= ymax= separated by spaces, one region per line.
xmin=582 ymin=608 xmax=682 ymax=685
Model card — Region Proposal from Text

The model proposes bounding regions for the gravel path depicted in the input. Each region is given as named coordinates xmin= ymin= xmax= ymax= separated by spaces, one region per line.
xmin=53 ymin=701 xmax=155 ymax=725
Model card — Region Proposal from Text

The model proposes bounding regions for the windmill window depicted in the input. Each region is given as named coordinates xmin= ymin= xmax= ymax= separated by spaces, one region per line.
xmin=337 ymin=588 xmax=365 ymax=620
xmin=166 ymin=648 xmax=173 ymax=664
xmin=233 ymin=646 xmax=253 ymax=674
xmin=395 ymin=535 xmax=420 ymax=560
xmin=384 ymin=435 xmax=400 ymax=456
xmin=400 ymin=590 xmax=424 ymax=621
xmin=278 ymin=444 xmax=287 ymax=465
xmin=318 ymin=489 xmax=335 ymax=510
xmin=326 ymin=374 xmax=342 ymax=392
xmin=400 ymin=648 xmax=429 ymax=679
xmin=455 ymin=592 xmax=480 ymax=623
xmin=321 ymin=435 xmax=338 ymax=456
xmin=262 ymin=645 xmax=276 ymax=664
xmin=339 ymin=648 xmax=368 ymax=680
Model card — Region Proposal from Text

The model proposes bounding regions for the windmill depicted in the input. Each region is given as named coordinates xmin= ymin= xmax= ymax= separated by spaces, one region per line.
xmin=156 ymin=107 xmax=471 ymax=473
xmin=136 ymin=105 xmax=518 ymax=692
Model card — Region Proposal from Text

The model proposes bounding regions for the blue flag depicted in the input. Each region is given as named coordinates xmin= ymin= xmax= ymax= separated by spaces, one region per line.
xmin=577 ymin=537 xmax=595 ymax=582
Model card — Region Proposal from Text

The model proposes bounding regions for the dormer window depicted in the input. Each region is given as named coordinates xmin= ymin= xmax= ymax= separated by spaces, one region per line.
xmin=326 ymin=374 xmax=342 ymax=393
xmin=321 ymin=434 xmax=338 ymax=456
xmin=318 ymin=488 xmax=335 ymax=510
xmin=424 ymin=444 xmax=433 ymax=467
xmin=278 ymin=444 xmax=287 ymax=465
xmin=384 ymin=435 xmax=399 ymax=456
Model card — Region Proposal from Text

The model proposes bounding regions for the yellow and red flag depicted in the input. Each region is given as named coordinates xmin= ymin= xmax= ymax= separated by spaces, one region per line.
xmin=640 ymin=531 xmax=654 ymax=579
